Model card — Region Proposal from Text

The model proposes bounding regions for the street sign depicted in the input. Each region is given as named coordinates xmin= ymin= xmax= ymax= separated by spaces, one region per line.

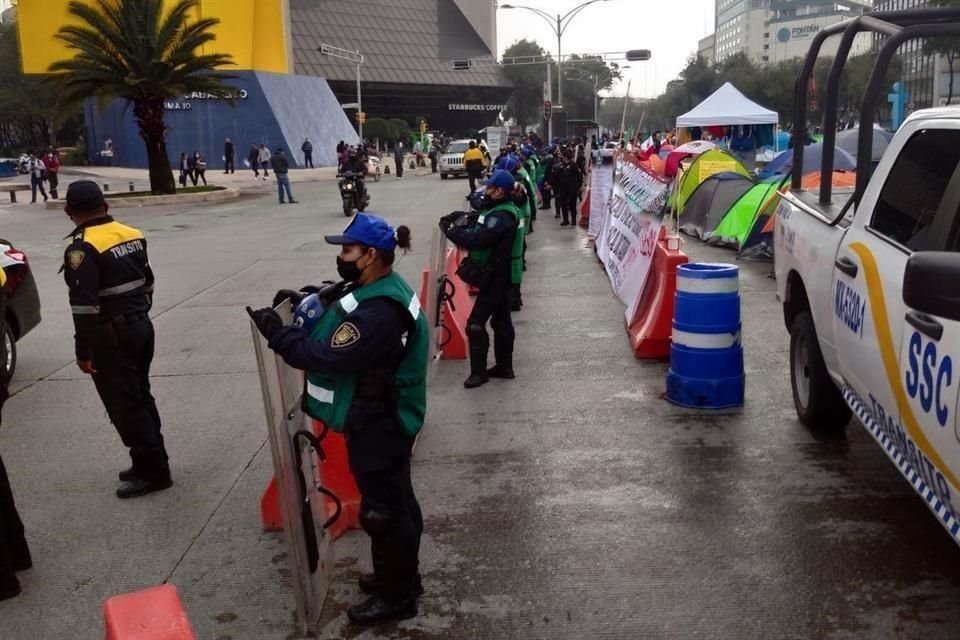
xmin=543 ymin=100 xmax=552 ymax=121
xmin=340 ymin=102 xmax=359 ymax=109
xmin=626 ymin=49 xmax=652 ymax=61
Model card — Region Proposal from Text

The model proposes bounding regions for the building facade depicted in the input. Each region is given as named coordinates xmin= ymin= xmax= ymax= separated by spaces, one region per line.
xmin=872 ymin=0 xmax=936 ymax=111
xmin=698 ymin=33 xmax=716 ymax=64
xmin=712 ymin=0 xmax=871 ymax=64
xmin=17 ymin=0 xmax=512 ymax=168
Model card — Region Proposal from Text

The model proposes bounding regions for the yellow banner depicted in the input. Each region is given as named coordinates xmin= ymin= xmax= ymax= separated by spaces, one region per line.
xmin=17 ymin=0 xmax=289 ymax=74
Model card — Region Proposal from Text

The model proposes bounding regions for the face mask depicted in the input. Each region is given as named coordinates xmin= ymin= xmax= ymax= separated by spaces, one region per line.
xmin=337 ymin=253 xmax=367 ymax=282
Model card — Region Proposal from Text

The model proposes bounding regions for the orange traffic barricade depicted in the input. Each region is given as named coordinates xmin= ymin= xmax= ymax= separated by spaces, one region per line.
xmin=104 ymin=584 xmax=195 ymax=640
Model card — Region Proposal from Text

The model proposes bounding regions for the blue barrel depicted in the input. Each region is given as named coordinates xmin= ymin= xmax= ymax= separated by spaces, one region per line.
xmin=666 ymin=263 xmax=745 ymax=409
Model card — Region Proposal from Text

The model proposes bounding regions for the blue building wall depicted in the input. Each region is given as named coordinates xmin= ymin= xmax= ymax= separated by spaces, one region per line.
xmin=84 ymin=71 xmax=360 ymax=169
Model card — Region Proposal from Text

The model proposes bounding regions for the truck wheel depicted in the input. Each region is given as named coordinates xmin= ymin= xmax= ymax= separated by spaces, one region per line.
xmin=440 ymin=173 xmax=448 ymax=180
xmin=790 ymin=311 xmax=851 ymax=430
xmin=3 ymin=322 xmax=15 ymax=380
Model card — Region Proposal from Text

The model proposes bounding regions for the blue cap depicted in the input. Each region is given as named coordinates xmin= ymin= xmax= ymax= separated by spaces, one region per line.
xmin=484 ymin=169 xmax=515 ymax=191
xmin=324 ymin=212 xmax=397 ymax=251
xmin=496 ymin=155 xmax=520 ymax=173
xmin=520 ymin=145 xmax=535 ymax=157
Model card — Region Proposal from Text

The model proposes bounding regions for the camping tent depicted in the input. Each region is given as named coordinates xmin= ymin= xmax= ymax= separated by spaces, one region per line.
xmin=676 ymin=83 xmax=778 ymax=127
xmin=705 ymin=180 xmax=781 ymax=249
xmin=674 ymin=149 xmax=750 ymax=213
xmin=835 ymin=126 xmax=894 ymax=162
xmin=678 ymin=172 xmax=754 ymax=240
xmin=758 ymin=142 xmax=856 ymax=179
xmin=738 ymin=171 xmax=857 ymax=260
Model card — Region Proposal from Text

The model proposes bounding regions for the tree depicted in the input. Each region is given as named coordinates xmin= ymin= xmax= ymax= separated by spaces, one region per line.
xmin=924 ymin=0 xmax=960 ymax=105
xmin=364 ymin=117 xmax=395 ymax=145
xmin=501 ymin=39 xmax=550 ymax=130
xmin=389 ymin=118 xmax=411 ymax=145
xmin=49 ymin=0 xmax=235 ymax=194
xmin=562 ymin=54 xmax=622 ymax=121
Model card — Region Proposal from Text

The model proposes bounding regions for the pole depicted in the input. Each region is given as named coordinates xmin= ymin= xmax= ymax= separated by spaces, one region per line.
xmin=546 ymin=62 xmax=553 ymax=141
xmin=356 ymin=52 xmax=363 ymax=141
xmin=556 ymin=14 xmax=563 ymax=109
xmin=619 ymin=79 xmax=631 ymax=144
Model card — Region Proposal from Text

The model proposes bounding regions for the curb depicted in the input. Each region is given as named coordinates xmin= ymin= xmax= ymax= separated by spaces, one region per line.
xmin=44 ymin=186 xmax=240 ymax=209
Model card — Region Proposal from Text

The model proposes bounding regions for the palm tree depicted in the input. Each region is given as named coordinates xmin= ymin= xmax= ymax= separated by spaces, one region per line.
xmin=49 ymin=0 xmax=235 ymax=194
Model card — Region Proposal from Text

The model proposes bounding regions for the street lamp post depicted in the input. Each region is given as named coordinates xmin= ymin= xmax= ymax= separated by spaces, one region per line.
xmin=319 ymin=43 xmax=365 ymax=139
xmin=501 ymin=0 xmax=613 ymax=111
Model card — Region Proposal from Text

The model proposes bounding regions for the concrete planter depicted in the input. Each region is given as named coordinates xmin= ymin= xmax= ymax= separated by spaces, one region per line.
xmin=45 ymin=186 xmax=240 ymax=209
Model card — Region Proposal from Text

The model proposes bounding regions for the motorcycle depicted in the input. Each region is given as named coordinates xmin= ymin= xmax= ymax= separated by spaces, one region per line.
xmin=338 ymin=171 xmax=369 ymax=217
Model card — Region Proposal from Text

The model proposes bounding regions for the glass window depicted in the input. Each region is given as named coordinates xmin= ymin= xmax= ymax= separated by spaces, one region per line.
xmin=871 ymin=129 xmax=960 ymax=251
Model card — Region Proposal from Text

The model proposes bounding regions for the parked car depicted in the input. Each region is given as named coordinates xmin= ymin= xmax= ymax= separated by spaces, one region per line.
xmin=438 ymin=139 xmax=474 ymax=180
xmin=1 ymin=239 xmax=41 ymax=378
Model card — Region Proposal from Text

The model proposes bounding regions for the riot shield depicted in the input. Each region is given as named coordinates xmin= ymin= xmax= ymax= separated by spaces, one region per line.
xmin=251 ymin=306 xmax=336 ymax=634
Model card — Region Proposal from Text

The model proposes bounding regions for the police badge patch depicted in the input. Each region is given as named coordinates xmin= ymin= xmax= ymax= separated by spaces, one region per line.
xmin=331 ymin=322 xmax=360 ymax=348
xmin=67 ymin=250 xmax=85 ymax=270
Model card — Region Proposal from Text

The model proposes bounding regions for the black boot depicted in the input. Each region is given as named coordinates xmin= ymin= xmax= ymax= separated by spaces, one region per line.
xmin=118 ymin=466 xmax=137 ymax=482
xmin=464 ymin=338 xmax=489 ymax=389
xmin=347 ymin=594 xmax=417 ymax=624
xmin=490 ymin=332 xmax=515 ymax=379
xmin=116 ymin=476 xmax=173 ymax=499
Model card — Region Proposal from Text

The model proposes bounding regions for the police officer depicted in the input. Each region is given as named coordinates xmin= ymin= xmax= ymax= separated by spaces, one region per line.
xmin=441 ymin=169 xmax=524 ymax=388
xmin=61 ymin=181 xmax=171 ymax=499
xmin=247 ymin=213 xmax=428 ymax=625
xmin=0 ymin=265 xmax=31 ymax=602
xmin=557 ymin=148 xmax=584 ymax=227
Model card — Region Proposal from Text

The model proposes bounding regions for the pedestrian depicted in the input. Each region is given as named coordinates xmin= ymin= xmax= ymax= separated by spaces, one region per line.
xmin=429 ymin=141 xmax=438 ymax=174
xmin=556 ymin=148 xmax=583 ymax=227
xmin=61 ymin=181 xmax=172 ymax=499
xmin=45 ymin=148 xmax=61 ymax=199
xmin=0 ymin=264 xmax=32 ymax=603
xmin=336 ymin=140 xmax=346 ymax=174
xmin=29 ymin=153 xmax=47 ymax=203
xmin=539 ymin=145 xmax=556 ymax=210
xmin=249 ymin=213 xmax=427 ymax=625
xmin=178 ymin=152 xmax=190 ymax=187
xmin=394 ymin=142 xmax=404 ymax=179
xmin=463 ymin=140 xmax=486 ymax=194
xmin=187 ymin=152 xmax=198 ymax=186
xmin=301 ymin=138 xmax=314 ymax=169
xmin=193 ymin=152 xmax=207 ymax=186
xmin=440 ymin=169 xmax=523 ymax=388
xmin=247 ymin=144 xmax=260 ymax=179
xmin=270 ymin=147 xmax=297 ymax=204
xmin=224 ymin=137 xmax=235 ymax=174
xmin=258 ymin=144 xmax=271 ymax=179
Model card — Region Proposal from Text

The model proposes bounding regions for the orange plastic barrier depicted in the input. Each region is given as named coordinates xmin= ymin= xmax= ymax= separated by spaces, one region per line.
xmin=260 ymin=419 xmax=361 ymax=541
xmin=439 ymin=247 xmax=470 ymax=360
xmin=579 ymin=186 xmax=591 ymax=228
xmin=627 ymin=227 xmax=689 ymax=359
xmin=104 ymin=584 xmax=195 ymax=640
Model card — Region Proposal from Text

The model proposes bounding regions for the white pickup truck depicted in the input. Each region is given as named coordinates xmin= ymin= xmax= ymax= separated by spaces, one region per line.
xmin=776 ymin=106 xmax=960 ymax=543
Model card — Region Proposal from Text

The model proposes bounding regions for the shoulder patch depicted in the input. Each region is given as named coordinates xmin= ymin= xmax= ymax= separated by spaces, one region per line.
xmin=67 ymin=250 xmax=85 ymax=270
xmin=331 ymin=322 xmax=360 ymax=348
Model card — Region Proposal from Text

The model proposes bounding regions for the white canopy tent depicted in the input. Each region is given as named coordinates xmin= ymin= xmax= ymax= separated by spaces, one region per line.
xmin=676 ymin=82 xmax=778 ymax=127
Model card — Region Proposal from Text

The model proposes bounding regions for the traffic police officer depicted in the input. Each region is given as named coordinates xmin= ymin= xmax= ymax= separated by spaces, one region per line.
xmin=247 ymin=213 xmax=428 ymax=625
xmin=0 ymin=265 xmax=31 ymax=602
xmin=441 ymin=169 xmax=524 ymax=388
xmin=61 ymin=181 xmax=171 ymax=499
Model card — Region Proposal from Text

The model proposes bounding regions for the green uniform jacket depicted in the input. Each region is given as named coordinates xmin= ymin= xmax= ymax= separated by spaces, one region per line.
xmin=469 ymin=200 xmax=526 ymax=285
xmin=304 ymin=272 xmax=429 ymax=437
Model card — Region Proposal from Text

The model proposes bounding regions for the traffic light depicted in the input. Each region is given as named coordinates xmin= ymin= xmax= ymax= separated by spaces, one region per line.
xmin=543 ymin=100 xmax=552 ymax=121
xmin=626 ymin=49 xmax=652 ymax=62
xmin=355 ymin=111 xmax=366 ymax=124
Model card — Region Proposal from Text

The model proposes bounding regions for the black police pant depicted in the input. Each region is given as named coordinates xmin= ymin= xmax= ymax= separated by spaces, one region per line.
xmin=560 ymin=190 xmax=579 ymax=224
xmin=352 ymin=453 xmax=422 ymax=600
xmin=92 ymin=316 xmax=170 ymax=481
xmin=467 ymin=282 xmax=515 ymax=372
xmin=0 ymin=452 xmax=28 ymax=578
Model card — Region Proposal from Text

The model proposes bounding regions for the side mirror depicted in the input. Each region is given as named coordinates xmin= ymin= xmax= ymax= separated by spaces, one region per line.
xmin=903 ymin=251 xmax=960 ymax=322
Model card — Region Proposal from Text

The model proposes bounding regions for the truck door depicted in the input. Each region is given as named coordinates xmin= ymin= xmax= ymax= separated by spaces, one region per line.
xmin=895 ymin=130 xmax=960 ymax=518
xmin=834 ymin=127 xmax=960 ymax=423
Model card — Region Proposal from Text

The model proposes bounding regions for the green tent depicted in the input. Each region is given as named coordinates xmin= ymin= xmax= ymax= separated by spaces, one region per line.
xmin=672 ymin=149 xmax=750 ymax=214
xmin=704 ymin=180 xmax=781 ymax=249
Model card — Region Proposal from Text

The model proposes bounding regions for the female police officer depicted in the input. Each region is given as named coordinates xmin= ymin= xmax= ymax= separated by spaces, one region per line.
xmin=246 ymin=213 xmax=428 ymax=625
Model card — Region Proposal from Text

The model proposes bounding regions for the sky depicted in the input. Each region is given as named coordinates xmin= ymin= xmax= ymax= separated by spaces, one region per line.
xmin=496 ymin=0 xmax=715 ymax=100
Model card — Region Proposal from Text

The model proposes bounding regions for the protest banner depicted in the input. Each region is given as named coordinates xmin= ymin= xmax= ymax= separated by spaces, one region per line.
xmin=597 ymin=152 xmax=672 ymax=322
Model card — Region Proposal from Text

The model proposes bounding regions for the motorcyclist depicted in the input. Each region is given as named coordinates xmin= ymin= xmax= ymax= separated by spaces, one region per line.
xmin=342 ymin=148 xmax=369 ymax=204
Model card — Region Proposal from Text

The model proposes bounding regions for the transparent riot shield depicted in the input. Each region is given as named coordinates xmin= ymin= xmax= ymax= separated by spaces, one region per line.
xmin=251 ymin=305 xmax=336 ymax=634
xmin=425 ymin=224 xmax=449 ymax=373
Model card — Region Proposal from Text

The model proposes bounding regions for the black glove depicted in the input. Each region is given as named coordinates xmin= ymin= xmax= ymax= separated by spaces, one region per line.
xmin=272 ymin=289 xmax=303 ymax=309
xmin=247 ymin=306 xmax=283 ymax=340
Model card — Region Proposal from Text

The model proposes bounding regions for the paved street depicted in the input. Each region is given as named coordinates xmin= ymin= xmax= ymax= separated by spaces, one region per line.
xmin=2 ymin=171 xmax=960 ymax=639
